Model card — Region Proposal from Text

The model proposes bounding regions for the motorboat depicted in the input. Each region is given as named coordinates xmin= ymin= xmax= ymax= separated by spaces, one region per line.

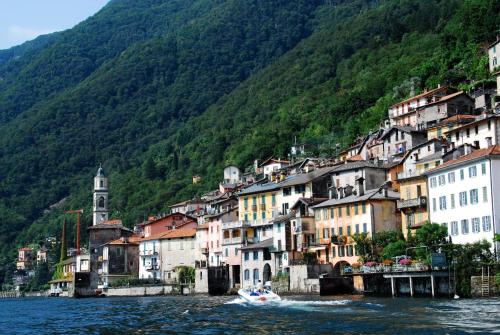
xmin=238 ymin=283 xmax=281 ymax=303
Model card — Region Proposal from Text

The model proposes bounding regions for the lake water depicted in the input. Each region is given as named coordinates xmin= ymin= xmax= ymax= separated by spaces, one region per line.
xmin=0 ymin=295 xmax=499 ymax=334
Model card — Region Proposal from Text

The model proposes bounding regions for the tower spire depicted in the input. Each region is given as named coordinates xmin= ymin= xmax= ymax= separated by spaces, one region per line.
xmin=93 ymin=165 xmax=108 ymax=225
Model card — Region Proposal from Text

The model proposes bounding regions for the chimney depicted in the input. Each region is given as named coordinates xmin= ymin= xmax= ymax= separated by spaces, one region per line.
xmin=355 ymin=177 xmax=365 ymax=197
xmin=464 ymin=144 xmax=472 ymax=155
xmin=338 ymin=187 xmax=344 ymax=199
xmin=486 ymin=137 xmax=492 ymax=147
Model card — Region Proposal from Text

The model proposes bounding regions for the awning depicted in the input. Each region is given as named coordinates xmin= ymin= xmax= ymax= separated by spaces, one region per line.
xmin=308 ymin=245 xmax=326 ymax=251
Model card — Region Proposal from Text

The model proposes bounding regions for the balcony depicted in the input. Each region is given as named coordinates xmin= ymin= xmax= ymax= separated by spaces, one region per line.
xmin=397 ymin=196 xmax=427 ymax=209
xmin=222 ymin=221 xmax=251 ymax=230
xmin=222 ymin=237 xmax=242 ymax=245
xmin=260 ymin=203 xmax=266 ymax=211
xmin=397 ymin=169 xmax=426 ymax=180
xmin=146 ymin=264 xmax=160 ymax=271
xmin=252 ymin=205 xmax=257 ymax=211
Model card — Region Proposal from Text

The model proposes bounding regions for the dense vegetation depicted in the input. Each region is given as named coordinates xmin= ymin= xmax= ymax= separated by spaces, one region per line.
xmin=0 ymin=0 xmax=498 ymax=286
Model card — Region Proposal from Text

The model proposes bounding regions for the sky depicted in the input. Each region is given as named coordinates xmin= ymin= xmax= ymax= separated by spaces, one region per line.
xmin=0 ymin=0 xmax=110 ymax=50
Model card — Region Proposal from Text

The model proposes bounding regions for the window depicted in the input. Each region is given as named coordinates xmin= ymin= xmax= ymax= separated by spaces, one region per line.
xmin=322 ymin=209 xmax=328 ymax=220
xmin=244 ymin=198 xmax=248 ymax=208
xmin=448 ymin=172 xmax=455 ymax=183
xmin=235 ymin=248 xmax=238 ymax=256
xmin=362 ymin=203 xmax=366 ymax=214
xmin=347 ymin=245 xmax=354 ymax=257
xmin=339 ymin=246 xmax=345 ymax=257
xmin=225 ymin=248 xmax=228 ymax=257
xmin=295 ymin=185 xmax=305 ymax=194
xmin=439 ymin=196 xmax=447 ymax=210
xmin=253 ymin=251 xmax=258 ymax=260
xmin=244 ymin=269 xmax=250 ymax=280
xmin=468 ymin=166 xmax=477 ymax=178
xmin=330 ymin=208 xmax=335 ymax=219
xmin=354 ymin=204 xmax=359 ymax=215
xmin=438 ymin=175 xmax=446 ymax=186
xmin=347 ymin=226 xmax=351 ymax=236
xmin=338 ymin=207 xmax=342 ymax=218
xmin=355 ymin=224 xmax=359 ymax=234
xmin=430 ymin=177 xmax=437 ymax=188
xmin=461 ymin=219 xmax=469 ymax=234
xmin=323 ymin=228 xmax=330 ymax=239
xmin=481 ymin=163 xmax=487 ymax=175
xmin=346 ymin=206 xmax=351 ymax=216
xmin=261 ymin=211 xmax=266 ymax=219
xmin=466 ymin=129 xmax=470 ymax=138
xmin=339 ymin=227 xmax=343 ymax=236
xmin=475 ymin=125 xmax=479 ymax=135
xmin=363 ymin=223 xmax=367 ymax=233
xmin=315 ymin=210 xmax=321 ymax=220
xmin=432 ymin=198 xmax=437 ymax=212
xmin=244 ymin=214 xmax=248 ymax=222
xmin=460 ymin=169 xmax=464 ymax=180
xmin=472 ymin=218 xmax=480 ymax=233
xmin=261 ymin=195 xmax=265 ymax=204
xmin=451 ymin=221 xmax=458 ymax=236
xmin=470 ymin=189 xmax=478 ymax=204
xmin=253 ymin=269 xmax=259 ymax=284
xmin=277 ymin=223 xmax=281 ymax=233
xmin=244 ymin=252 xmax=249 ymax=261
xmin=253 ymin=212 xmax=257 ymax=221
xmin=252 ymin=196 xmax=257 ymax=205
xmin=272 ymin=194 xmax=276 ymax=206
xmin=100 ymin=180 xmax=104 ymax=188
xmin=331 ymin=227 xmax=335 ymax=236
xmin=98 ymin=196 xmax=105 ymax=208
xmin=449 ymin=194 xmax=455 ymax=209
xmin=331 ymin=246 xmax=336 ymax=258
xmin=283 ymin=187 xmax=291 ymax=196
xmin=482 ymin=216 xmax=492 ymax=232
xmin=459 ymin=192 xmax=467 ymax=207
xmin=482 ymin=187 xmax=488 ymax=202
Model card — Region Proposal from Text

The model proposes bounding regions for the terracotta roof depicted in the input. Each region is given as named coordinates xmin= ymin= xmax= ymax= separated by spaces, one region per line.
xmin=18 ymin=248 xmax=32 ymax=251
xmin=418 ymin=91 xmax=471 ymax=108
xmin=428 ymin=114 xmax=477 ymax=129
xmin=427 ymin=145 xmax=500 ymax=174
xmin=105 ymin=235 xmax=141 ymax=246
xmin=139 ymin=228 xmax=197 ymax=241
xmin=390 ymin=86 xmax=451 ymax=108
xmin=347 ymin=154 xmax=363 ymax=162
xmin=312 ymin=188 xmax=400 ymax=208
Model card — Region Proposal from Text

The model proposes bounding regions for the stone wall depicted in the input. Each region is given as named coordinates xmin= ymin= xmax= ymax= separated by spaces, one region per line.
xmin=471 ymin=276 xmax=498 ymax=297
xmin=289 ymin=265 xmax=320 ymax=293
xmin=105 ymin=284 xmax=189 ymax=297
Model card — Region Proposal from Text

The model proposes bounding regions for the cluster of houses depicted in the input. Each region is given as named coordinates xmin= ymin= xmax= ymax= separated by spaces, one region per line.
xmin=14 ymin=38 xmax=500 ymax=296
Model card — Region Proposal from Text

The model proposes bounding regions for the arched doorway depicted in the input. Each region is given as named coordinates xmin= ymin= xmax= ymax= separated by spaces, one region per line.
xmin=263 ymin=263 xmax=272 ymax=282
xmin=333 ymin=261 xmax=350 ymax=276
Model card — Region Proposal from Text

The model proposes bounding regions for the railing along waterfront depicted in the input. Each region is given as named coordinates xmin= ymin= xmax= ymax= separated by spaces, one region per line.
xmin=342 ymin=262 xmax=444 ymax=275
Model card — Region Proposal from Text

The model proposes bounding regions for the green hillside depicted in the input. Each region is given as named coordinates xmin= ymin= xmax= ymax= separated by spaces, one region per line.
xmin=0 ymin=0 xmax=498 ymax=286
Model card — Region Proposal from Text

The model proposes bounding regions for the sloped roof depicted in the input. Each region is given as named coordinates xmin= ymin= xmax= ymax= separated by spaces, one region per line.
xmin=312 ymin=188 xmax=400 ymax=208
xmin=444 ymin=114 xmax=499 ymax=134
xmin=239 ymin=238 xmax=273 ymax=250
xmin=427 ymin=114 xmax=476 ymax=129
xmin=390 ymin=86 xmax=451 ymax=108
xmin=418 ymin=91 xmax=471 ymax=108
xmin=426 ymin=145 xmax=500 ymax=174
xmin=331 ymin=160 xmax=385 ymax=173
xmin=239 ymin=166 xmax=335 ymax=196
xmin=139 ymin=228 xmax=197 ymax=241
xmin=18 ymin=248 xmax=32 ymax=251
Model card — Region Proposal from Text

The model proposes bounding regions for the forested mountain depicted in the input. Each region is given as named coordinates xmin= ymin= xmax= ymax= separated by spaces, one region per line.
xmin=0 ymin=0 xmax=498 ymax=285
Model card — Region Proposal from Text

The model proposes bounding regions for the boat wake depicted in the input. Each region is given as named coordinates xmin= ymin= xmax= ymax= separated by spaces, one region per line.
xmin=225 ymin=298 xmax=351 ymax=307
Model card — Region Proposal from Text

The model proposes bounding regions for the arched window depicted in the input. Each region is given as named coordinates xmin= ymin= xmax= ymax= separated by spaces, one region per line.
xmin=253 ymin=268 xmax=259 ymax=285
xmin=100 ymin=180 xmax=104 ymax=188
xmin=98 ymin=196 xmax=105 ymax=208
xmin=244 ymin=269 xmax=250 ymax=281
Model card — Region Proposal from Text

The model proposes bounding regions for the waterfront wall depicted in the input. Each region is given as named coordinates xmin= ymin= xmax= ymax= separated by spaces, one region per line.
xmin=105 ymin=284 xmax=195 ymax=297
xmin=471 ymin=276 xmax=498 ymax=297
xmin=289 ymin=265 xmax=320 ymax=293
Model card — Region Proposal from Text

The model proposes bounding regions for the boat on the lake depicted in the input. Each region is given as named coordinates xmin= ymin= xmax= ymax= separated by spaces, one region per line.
xmin=238 ymin=282 xmax=281 ymax=302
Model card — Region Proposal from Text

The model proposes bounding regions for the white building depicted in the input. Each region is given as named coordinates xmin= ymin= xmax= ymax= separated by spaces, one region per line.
xmin=427 ymin=146 xmax=500 ymax=256
xmin=138 ymin=237 xmax=161 ymax=280
xmin=93 ymin=166 xmax=108 ymax=226
xmin=239 ymin=239 xmax=275 ymax=289
xmin=447 ymin=114 xmax=500 ymax=150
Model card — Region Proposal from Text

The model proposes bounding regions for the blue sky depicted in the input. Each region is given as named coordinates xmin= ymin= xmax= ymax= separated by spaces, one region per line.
xmin=0 ymin=0 xmax=110 ymax=50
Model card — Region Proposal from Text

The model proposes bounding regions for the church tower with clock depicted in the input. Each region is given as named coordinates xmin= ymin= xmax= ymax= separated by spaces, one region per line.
xmin=93 ymin=165 xmax=109 ymax=226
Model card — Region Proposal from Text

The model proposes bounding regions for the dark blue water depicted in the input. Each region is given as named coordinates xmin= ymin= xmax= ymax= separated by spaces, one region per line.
xmin=0 ymin=295 xmax=499 ymax=334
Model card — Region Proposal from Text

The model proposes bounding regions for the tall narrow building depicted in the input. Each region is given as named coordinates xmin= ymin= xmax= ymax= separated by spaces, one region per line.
xmin=93 ymin=165 xmax=108 ymax=226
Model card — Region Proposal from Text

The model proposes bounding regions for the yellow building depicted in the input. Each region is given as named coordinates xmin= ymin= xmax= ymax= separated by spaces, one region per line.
xmin=397 ymin=176 xmax=429 ymax=238
xmin=312 ymin=187 xmax=401 ymax=270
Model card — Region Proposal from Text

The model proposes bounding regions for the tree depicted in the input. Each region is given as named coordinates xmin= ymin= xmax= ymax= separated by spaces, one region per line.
xmin=382 ymin=240 xmax=408 ymax=260
xmin=352 ymin=233 xmax=374 ymax=262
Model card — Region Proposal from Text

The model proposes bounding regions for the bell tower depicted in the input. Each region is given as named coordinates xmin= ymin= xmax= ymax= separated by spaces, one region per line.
xmin=93 ymin=165 xmax=109 ymax=226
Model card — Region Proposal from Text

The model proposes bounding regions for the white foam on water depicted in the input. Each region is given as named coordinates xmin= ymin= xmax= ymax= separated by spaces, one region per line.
xmin=224 ymin=298 xmax=351 ymax=307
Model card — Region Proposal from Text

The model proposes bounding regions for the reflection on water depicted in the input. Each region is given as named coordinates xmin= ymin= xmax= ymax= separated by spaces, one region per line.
xmin=0 ymin=295 xmax=499 ymax=334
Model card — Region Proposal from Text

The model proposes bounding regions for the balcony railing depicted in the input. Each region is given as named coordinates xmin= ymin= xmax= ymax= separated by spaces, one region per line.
xmin=222 ymin=221 xmax=251 ymax=230
xmin=260 ymin=203 xmax=266 ymax=210
xmin=222 ymin=237 xmax=242 ymax=245
xmin=252 ymin=205 xmax=257 ymax=211
xmin=397 ymin=169 xmax=426 ymax=180
xmin=397 ymin=196 xmax=427 ymax=209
